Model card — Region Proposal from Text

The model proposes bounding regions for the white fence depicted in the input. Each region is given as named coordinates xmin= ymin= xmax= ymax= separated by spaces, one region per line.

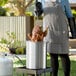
xmin=0 ymin=16 xmax=34 ymax=46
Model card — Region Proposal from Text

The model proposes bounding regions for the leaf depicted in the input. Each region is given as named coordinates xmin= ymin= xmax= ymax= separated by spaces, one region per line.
xmin=0 ymin=0 xmax=8 ymax=6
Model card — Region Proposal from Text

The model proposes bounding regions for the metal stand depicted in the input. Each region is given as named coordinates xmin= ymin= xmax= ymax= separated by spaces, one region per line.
xmin=15 ymin=66 xmax=52 ymax=76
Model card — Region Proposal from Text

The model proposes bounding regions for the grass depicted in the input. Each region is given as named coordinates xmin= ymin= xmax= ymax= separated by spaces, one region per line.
xmin=13 ymin=55 xmax=76 ymax=76
xmin=58 ymin=60 xmax=76 ymax=76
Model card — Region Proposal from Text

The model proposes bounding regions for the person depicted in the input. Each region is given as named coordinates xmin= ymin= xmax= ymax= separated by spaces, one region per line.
xmin=58 ymin=0 xmax=76 ymax=38
xmin=41 ymin=0 xmax=71 ymax=76
xmin=41 ymin=0 xmax=76 ymax=38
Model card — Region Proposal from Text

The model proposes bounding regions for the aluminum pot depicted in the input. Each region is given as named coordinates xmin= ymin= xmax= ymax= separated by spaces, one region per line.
xmin=26 ymin=41 xmax=46 ymax=69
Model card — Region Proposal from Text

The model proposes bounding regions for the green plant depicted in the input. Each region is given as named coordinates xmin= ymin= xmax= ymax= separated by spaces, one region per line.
xmin=0 ymin=31 xmax=26 ymax=54
xmin=6 ymin=31 xmax=26 ymax=54
xmin=6 ymin=31 xmax=21 ymax=48
xmin=72 ymin=9 xmax=76 ymax=18
xmin=0 ymin=0 xmax=8 ymax=6
xmin=0 ymin=43 xmax=9 ymax=53
xmin=16 ymin=47 xmax=24 ymax=54
xmin=0 ymin=38 xmax=8 ymax=44
xmin=0 ymin=37 xmax=9 ymax=53
xmin=0 ymin=6 xmax=6 ymax=16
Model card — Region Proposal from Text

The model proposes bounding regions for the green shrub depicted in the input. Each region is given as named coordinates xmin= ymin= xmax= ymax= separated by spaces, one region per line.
xmin=0 ymin=6 xmax=6 ymax=16
xmin=16 ymin=47 xmax=25 ymax=54
xmin=72 ymin=9 xmax=76 ymax=18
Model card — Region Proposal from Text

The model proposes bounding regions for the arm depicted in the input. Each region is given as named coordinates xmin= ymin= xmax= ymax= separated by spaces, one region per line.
xmin=60 ymin=0 xmax=73 ymax=18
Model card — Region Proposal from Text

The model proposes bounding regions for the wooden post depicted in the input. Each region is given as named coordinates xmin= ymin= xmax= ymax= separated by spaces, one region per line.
xmin=26 ymin=16 xmax=34 ymax=40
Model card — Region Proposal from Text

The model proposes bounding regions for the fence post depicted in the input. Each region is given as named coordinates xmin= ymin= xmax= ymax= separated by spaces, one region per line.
xmin=26 ymin=16 xmax=34 ymax=40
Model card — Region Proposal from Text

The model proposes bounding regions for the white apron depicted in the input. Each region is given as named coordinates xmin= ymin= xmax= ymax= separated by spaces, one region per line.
xmin=43 ymin=2 xmax=69 ymax=54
